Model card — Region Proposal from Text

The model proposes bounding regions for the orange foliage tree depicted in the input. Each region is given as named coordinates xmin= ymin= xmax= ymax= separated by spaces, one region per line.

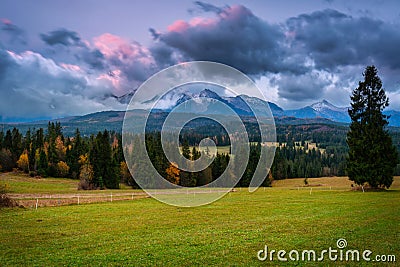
xmin=165 ymin=162 xmax=180 ymax=185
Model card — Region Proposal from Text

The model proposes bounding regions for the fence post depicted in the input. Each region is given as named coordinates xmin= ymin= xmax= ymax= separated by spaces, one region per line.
xmin=35 ymin=198 xmax=38 ymax=210
xmin=310 ymin=187 xmax=312 ymax=195
xmin=111 ymin=192 xmax=113 ymax=202
xmin=78 ymin=195 xmax=80 ymax=205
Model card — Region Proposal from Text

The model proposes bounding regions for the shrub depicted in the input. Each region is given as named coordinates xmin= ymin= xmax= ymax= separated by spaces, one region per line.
xmin=0 ymin=183 xmax=17 ymax=207
xmin=56 ymin=161 xmax=70 ymax=177
xmin=78 ymin=179 xmax=96 ymax=190
xmin=0 ymin=149 xmax=14 ymax=172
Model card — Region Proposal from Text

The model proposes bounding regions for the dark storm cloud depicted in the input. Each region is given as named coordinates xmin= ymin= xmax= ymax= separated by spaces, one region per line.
xmin=40 ymin=28 xmax=82 ymax=46
xmin=193 ymin=1 xmax=224 ymax=14
xmin=149 ymin=28 xmax=161 ymax=40
xmin=41 ymin=28 xmax=106 ymax=70
xmin=152 ymin=4 xmax=400 ymax=103
xmin=149 ymin=42 xmax=179 ymax=69
xmin=156 ymin=3 xmax=288 ymax=75
xmin=0 ymin=47 xmax=125 ymax=120
xmin=286 ymin=9 xmax=400 ymax=71
xmin=275 ymin=72 xmax=330 ymax=101
xmin=76 ymin=48 xmax=105 ymax=70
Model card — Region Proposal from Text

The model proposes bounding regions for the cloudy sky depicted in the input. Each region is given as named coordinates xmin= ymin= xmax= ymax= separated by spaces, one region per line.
xmin=1 ymin=0 xmax=399 ymax=122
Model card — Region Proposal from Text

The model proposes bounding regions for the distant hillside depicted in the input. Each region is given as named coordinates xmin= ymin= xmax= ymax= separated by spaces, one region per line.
xmin=2 ymin=89 xmax=399 ymax=135
xmin=114 ymin=89 xmax=399 ymax=126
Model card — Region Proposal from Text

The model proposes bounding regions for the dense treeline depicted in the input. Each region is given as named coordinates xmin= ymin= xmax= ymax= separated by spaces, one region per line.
xmin=0 ymin=123 xmax=123 ymax=189
xmin=181 ymin=123 xmax=400 ymax=178
xmin=0 ymin=122 xmax=399 ymax=190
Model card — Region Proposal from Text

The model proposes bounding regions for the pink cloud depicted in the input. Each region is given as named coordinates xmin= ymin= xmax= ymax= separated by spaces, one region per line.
xmin=1 ymin=18 xmax=12 ymax=25
xmin=93 ymin=33 xmax=154 ymax=66
xmin=166 ymin=5 xmax=251 ymax=34
xmin=219 ymin=5 xmax=252 ymax=20
xmin=97 ymin=69 xmax=122 ymax=93
xmin=167 ymin=20 xmax=190 ymax=33
xmin=189 ymin=17 xmax=215 ymax=28
xmin=93 ymin=33 xmax=127 ymax=58
xmin=60 ymin=63 xmax=81 ymax=72
xmin=167 ymin=17 xmax=216 ymax=33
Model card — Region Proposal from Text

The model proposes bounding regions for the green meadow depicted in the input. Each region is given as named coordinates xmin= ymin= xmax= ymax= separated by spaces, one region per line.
xmin=0 ymin=174 xmax=399 ymax=266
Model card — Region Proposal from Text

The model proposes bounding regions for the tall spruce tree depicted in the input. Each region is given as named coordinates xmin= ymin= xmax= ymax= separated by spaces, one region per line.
xmin=347 ymin=66 xmax=398 ymax=188
xmin=180 ymin=140 xmax=196 ymax=187
xmin=90 ymin=130 xmax=119 ymax=189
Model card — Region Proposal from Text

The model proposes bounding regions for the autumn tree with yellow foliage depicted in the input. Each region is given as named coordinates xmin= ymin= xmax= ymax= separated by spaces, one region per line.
xmin=56 ymin=161 xmax=70 ymax=177
xmin=17 ymin=151 xmax=29 ymax=173
xmin=165 ymin=162 xmax=180 ymax=185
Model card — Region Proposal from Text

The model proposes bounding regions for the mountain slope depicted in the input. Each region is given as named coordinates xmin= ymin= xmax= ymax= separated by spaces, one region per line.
xmin=285 ymin=100 xmax=350 ymax=123
xmin=107 ymin=90 xmax=400 ymax=126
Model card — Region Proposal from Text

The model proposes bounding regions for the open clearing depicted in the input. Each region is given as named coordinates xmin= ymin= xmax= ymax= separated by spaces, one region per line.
xmin=0 ymin=174 xmax=399 ymax=266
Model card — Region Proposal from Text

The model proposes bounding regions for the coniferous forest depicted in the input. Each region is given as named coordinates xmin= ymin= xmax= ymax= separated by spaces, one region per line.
xmin=0 ymin=121 xmax=399 ymax=190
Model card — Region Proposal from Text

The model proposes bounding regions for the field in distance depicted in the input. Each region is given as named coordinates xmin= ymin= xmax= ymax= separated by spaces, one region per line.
xmin=1 ymin=173 xmax=399 ymax=196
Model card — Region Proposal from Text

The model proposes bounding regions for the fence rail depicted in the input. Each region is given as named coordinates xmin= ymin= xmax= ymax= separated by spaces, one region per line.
xmin=10 ymin=192 xmax=149 ymax=208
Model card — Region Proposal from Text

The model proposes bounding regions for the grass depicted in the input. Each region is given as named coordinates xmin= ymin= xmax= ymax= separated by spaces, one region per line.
xmin=0 ymin=173 xmax=78 ymax=194
xmin=273 ymin=176 xmax=400 ymax=189
xmin=0 ymin=174 xmax=399 ymax=266
xmin=0 ymin=172 xmax=142 ymax=195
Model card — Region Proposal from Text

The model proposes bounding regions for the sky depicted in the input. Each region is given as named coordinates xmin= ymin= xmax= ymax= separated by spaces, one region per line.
xmin=1 ymin=0 xmax=399 ymax=121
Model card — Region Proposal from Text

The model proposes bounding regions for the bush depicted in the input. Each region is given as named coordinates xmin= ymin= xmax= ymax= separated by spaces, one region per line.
xmin=0 ymin=183 xmax=17 ymax=207
xmin=78 ymin=179 xmax=97 ymax=190
xmin=0 ymin=149 xmax=14 ymax=172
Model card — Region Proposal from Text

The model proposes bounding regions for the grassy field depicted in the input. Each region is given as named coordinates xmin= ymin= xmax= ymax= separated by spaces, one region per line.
xmin=0 ymin=173 xmax=142 ymax=194
xmin=0 ymin=174 xmax=399 ymax=266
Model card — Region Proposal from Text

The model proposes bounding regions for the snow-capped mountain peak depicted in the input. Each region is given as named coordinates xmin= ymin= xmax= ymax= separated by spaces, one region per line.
xmin=198 ymin=89 xmax=222 ymax=99
xmin=110 ymin=90 xmax=399 ymax=126
xmin=310 ymin=99 xmax=347 ymax=113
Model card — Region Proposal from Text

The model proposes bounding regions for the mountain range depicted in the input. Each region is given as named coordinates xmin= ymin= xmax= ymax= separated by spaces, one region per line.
xmin=113 ymin=89 xmax=399 ymax=126
xmin=2 ymin=89 xmax=399 ymax=133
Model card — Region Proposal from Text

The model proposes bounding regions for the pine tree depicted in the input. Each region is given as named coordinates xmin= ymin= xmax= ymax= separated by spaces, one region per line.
xmin=0 ymin=131 xmax=3 ymax=150
xmin=181 ymin=140 xmax=191 ymax=160
xmin=180 ymin=140 xmax=195 ymax=187
xmin=347 ymin=66 xmax=398 ymax=188
xmin=38 ymin=150 xmax=48 ymax=176
xmin=90 ymin=130 xmax=119 ymax=189
xmin=67 ymin=129 xmax=85 ymax=179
